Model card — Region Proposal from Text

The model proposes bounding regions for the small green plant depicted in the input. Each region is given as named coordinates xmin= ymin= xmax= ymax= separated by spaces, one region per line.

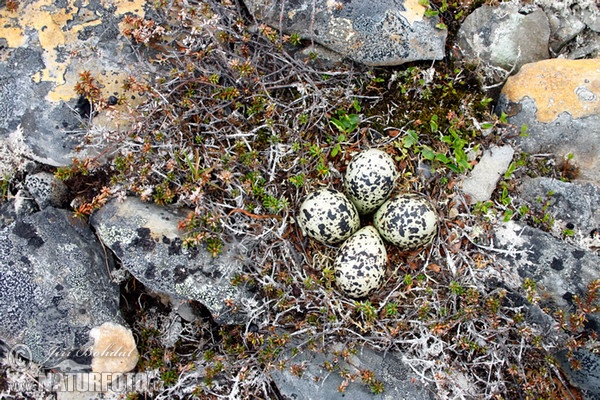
xmin=0 ymin=175 xmax=11 ymax=202
xmin=330 ymin=100 xmax=361 ymax=134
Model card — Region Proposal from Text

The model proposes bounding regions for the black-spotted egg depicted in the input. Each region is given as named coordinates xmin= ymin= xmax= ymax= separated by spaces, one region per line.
xmin=343 ymin=149 xmax=398 ymax=215
xmin=374 ymin=194 xmax=438 ymax=250
xmin=333 ymin=226 xmax=387 ymax=298
xmin=298 ymin=188 xmax=360 ymax=245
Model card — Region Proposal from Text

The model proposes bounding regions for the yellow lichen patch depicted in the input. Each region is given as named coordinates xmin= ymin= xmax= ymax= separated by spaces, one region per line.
xmin=0 ymin=25 xmax=25 ymax=48
xmin=400 ymin=0 xmax=426 ymax=25
xmin=502 ymin=59 xmax=600 ymax=123
xmin=89 ymin=322 xmax=139 ymax=374
xmin=0 ymin=0 xmax=146 ymax=103
xmin=108 ymin=0 xmax=146 ymax=16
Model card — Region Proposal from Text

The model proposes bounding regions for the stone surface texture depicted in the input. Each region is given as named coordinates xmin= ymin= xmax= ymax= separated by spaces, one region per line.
xmin=498 ymin=59 xmax=600 ymax=185
xmin=90 ymin=197 xmax=254 ymax=325
xmin=494 ymin=221 xmax=600 ymax=324
xmin=501 ymin=59 xmax=600 ymax=123
xmin=456 ymin=3 xmax=550 ymax=76
xmin=0 ymin=0 xmax=149 ymax=168
xmin=25 ymin=172 xmax=68 ymax=209
xmin=461 ymin=145 xmax=514 ymax=204
xmin=243 ymin=0 xmax=447 ymax=66
xmin=556 ymin=349 xmax=600 ymax=398
xmin=518 ymin=177 xmax=600 ymax=237
xmin=272 ymin=343 xmax=433 ymax=400
xmin=0 ymin=206 xmax=124 ymax=368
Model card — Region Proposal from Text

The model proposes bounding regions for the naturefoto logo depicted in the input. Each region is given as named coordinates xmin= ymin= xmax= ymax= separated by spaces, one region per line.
xmin=6 ymin=343 xmax=33 ymax=372
xmin=5 ymin=344 xmax=158 ymax=393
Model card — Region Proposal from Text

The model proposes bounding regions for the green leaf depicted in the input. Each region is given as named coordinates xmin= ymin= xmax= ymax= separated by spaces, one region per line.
xmin=434 ymin=153 xmax=451 ymax=163
xmin=420 ymin=146 xmax=435 ymax=160
xmin=429 ymin=114 xmax=438 ymax=132
xmin=331 ymin=144 xmax=341 ymax=158
xmin=403 ymin=130 xmax=419 ymax=148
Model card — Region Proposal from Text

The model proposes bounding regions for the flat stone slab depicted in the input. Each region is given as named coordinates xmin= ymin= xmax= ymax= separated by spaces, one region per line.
xmin=518 ymin=177 xmax=600 ymax=237
xmin=90 ymin=197 xmax=255 ymax=325
xmin=461 ymin=145 xmax=514 ymax=204
xmin=494 ymin=221 xmax=600 ymax=313
xmin=243 ymin=0 xmax=447 ymax=66
xmin=271 ymin=343 xmax=433 ymax=399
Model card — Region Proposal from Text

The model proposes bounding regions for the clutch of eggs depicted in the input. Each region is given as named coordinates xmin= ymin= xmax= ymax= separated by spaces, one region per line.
xmin=297 ymin=188 xmax=360 ymax=245
xmin=374 ymin=194 xmax=438 ymax=250
xmin=343 ymin=148 xmax=398 ymax=215
xmin=334 ymin=226 xmax=387 ymax=299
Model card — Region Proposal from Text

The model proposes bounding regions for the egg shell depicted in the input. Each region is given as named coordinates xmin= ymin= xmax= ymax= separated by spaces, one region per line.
xmin=374 ymin=194 xmax=438 ymax=250
xmin=343 ymin=149 xmax=398 ymax=215
xmin=298 ymin=188 xmax=360 ymax=245
xmin=334 ymin=226 xmax=387 ymax=299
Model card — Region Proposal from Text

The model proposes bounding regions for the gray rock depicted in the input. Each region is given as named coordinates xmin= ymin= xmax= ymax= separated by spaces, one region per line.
xmin=0 ymin=2 xmax=150 ymax=168
xmin=456 ymin=3 xmax=549 ymax=82
xmin=0 ymin=191 xmax=38 ymax=229
xmin=0 ymin=47 xmax=85 ymax=168
xmin=244 ymin=0 xmax=447 ymax=66
xmin=90 ymin=197 xmax=255 ymax=325
xmin=518 ymin=177 xmax=600 ymax=237
xmin=272 ymin=343 xmax=433 ymax=400
xmin=499 ymin=96 xmax=600 ymax=185
xmin=556 ymin=348 xmax=600 ymax=399
xmin=546 ymin=13 xmax=586 ymax=54
xmin=461 ymin=145 xmax=514 ymax=204
xmin=0 ymin=206 xmax=123 ymax=368
xmin=577 ymin=6 xmax=600 ymax=33
xmin=494 ymin=222 xmax=599 ymax=317
xmin=25 ymin=172 xmax=68 ymax=209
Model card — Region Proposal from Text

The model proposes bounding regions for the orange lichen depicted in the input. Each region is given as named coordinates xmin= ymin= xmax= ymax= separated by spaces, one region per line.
xmin=502 ymin=59 xmax=600 ymax=123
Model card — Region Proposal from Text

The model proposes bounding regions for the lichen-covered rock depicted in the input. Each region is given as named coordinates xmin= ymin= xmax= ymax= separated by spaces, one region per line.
xmin=343 ymin=149 xmax=398 ymax=215
xmin=334 ymin=226 xmax=387 ymax=298
xmin=518 ymin=177 xmax=600 ymax=240
xmin=0 ymin=0 xmax=149 ymax=167
xmin=497 ymin=58 xmax=600 ymax=185
xmin=494 ymin=221 xmax=600 ymax=320
xmin=90 ymin=197 xmax=255 ymax=325
xmin=494 ymin=221 xmax=600 ymax=396
xmin=456 ymin=3 xmax=549 ymax=84
xmin=500 ymin=59 xmax=600 ymax=124
xmin=243 ymin=0 xmax=447 ymax=66
xmin=374 ymin=194 xmax=437 ymax=250
xmin=25 ymin=171 xmax=68 ymax=209
xmin=298 ymin=188 xmax=360 ymax=245
xmin=271 ymin=342 xmax=433 ymax=400
xmin=0 ymin=206 xmax=124 ymax=368
xmin=555 ymin=348 xmax=600 ymax=398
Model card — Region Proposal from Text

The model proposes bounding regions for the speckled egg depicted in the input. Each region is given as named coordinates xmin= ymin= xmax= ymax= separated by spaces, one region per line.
xmin=373 ymin=194 xmax=438 ymax=250
xmin=343 ymin=149 xmax=399 ymax=215
xmin=298 ymin=188 xmax=360 ymax=245
xmin=334 ymin=226 xmax=387 ymax=299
